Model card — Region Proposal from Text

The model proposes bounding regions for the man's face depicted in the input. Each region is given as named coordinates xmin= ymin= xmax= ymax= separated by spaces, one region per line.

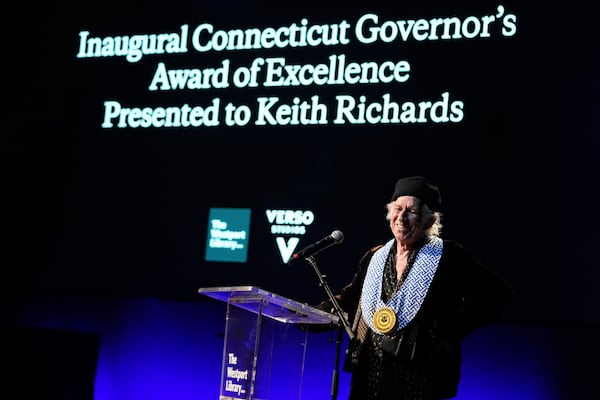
xmin=389 ymin=195 xmax=428 ymax=246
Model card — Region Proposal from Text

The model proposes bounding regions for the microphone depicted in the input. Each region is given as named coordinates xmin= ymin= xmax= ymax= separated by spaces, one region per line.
xmin=287 ymin=230 xmax=344 ymax=263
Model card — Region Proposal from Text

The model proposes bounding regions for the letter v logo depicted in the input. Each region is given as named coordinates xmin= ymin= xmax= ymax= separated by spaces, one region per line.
xmin=275 ymin=237 xmax=299 ymax=263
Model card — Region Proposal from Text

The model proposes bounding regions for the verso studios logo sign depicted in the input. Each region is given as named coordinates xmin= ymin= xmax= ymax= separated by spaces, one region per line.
xmin=265 ymin=209 xmax=315 ymax=263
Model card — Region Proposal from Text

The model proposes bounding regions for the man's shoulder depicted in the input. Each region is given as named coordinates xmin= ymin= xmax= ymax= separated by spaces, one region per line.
xmin=441 ymin=239 xmax=474 ymax=260
xmin=359 ymin=244 xmax=385 ymax=265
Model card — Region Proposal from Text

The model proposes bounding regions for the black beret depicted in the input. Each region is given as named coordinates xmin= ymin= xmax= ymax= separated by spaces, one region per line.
xmin=390 ymin=176 xmax=441 ymax=211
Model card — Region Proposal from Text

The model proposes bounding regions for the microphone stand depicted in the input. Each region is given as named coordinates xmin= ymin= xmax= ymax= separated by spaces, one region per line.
xmin=304 ymin=256 xmax=354 ymax=400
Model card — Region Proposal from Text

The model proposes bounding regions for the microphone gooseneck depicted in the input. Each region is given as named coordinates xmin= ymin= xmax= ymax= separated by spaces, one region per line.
xmin=287 ymin=230 xmax=344 ymax=263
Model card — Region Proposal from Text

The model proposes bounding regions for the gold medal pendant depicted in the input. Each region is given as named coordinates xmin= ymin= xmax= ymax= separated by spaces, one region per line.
xmin=373 ymin=306 xmax=397 ymax=334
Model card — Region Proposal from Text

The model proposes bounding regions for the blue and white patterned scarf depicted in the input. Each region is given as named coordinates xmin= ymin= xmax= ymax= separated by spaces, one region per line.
xmin=360 ymin=236 xmax=443 ymax=333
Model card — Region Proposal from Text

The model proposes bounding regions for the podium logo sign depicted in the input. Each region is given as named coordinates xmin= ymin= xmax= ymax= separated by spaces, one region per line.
xmin=205 ymin=208 xmax=252 ymax=263
xmin=265 ymin=209 xmax=314 ymax=263
xmin=223 ymin=352 xmax=249 ymax=397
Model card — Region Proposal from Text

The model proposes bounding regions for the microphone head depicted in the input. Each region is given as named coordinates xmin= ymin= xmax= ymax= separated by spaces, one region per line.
xmin=331 ymin=230 xmax=344 ymax=243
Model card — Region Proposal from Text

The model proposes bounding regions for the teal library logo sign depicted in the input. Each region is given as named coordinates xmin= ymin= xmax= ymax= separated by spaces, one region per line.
xmin=205 ymin=208 xmax=252 ymax=263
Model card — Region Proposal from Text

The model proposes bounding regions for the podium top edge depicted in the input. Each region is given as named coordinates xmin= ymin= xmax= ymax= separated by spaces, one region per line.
xmin=197 ymin=285 xmax=340 ymax=325
xmin=198 ymin=285 xmax=264 ymax=295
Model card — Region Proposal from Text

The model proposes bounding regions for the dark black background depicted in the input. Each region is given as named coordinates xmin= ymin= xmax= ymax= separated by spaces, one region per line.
xmin=5 ymin=0 xmax=599 ymax=328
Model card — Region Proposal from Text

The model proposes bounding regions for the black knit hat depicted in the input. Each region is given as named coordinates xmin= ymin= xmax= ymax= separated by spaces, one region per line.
xmin=390 ymin=176 xmax=442 ymax=211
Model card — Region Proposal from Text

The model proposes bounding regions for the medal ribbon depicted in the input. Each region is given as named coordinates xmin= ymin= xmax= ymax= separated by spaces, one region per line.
xmin=361 ymin=236 xmax=443 ymax=334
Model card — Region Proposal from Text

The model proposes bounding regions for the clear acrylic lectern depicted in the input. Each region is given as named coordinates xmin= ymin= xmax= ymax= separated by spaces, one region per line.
xmin=198 ymin=285 xmax=340 ymax=400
